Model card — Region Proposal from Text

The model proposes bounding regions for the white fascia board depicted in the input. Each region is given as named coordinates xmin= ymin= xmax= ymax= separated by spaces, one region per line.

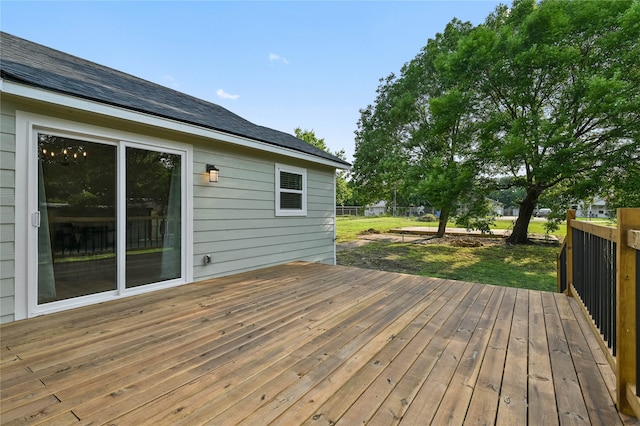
xmin=1 ymin=79 xmax=351 ymax=170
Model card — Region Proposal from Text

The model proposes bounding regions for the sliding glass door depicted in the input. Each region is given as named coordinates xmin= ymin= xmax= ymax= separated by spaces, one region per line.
xmin=37 ymin=134 xmax=117 ymax=303
xmin=125 ymin=146 xmax=182 ymax=287
xmin=36 ymin=132 xmax=184 ymax=307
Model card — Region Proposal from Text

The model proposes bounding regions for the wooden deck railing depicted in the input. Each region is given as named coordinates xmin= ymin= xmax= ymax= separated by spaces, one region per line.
xmin=49 ymin=216 xmax=173 ymax=258
xmin=559 ymin=208 xmax=640 ymax=416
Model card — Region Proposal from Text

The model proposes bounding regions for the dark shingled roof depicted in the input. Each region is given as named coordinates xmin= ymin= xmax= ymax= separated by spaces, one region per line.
xmin=0 ymin=32 xmax=350 ymax=167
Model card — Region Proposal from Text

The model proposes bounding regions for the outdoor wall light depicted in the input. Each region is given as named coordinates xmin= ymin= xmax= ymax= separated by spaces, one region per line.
xmin=206 ymin=164 xmax=219 ymax=183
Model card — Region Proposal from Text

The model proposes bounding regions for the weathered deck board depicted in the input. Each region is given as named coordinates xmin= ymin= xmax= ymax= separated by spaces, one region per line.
xmin=429 ymin=285 xmax=505 ymax=426
xmin=557 ymin=293 xmax=621 ymax=424
xmin=300 ymin=279 xmax=464 ymax=426
xmin=496 ymin=288 xmax=529 ymax=425
xmin=527 ymin=291 xmax=558 ymax=426
xmin=543 ymin=291 xmax=592 ymax=424
xmin=332 ymin=280 xmax=480 ymax=425
xmin=0 ymin=262 xmax=636 ymax=425
xmin=463 ymin=286 xmax=517 ymax=425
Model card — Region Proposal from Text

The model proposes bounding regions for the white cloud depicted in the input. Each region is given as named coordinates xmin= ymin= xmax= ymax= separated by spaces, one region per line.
xmin=216 ymin=89 xmax=239 ymax=100
xmin=269 ymin=52 xmax=289 ymax=65
xmin=161 ymin=74 xmax=180 ymax=89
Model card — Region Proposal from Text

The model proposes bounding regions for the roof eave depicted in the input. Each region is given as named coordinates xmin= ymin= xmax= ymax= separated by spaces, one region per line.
xmin=1 ymin=78 xmax=351 ymax=170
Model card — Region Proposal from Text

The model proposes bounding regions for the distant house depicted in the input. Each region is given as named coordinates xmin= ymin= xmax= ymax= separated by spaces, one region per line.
xmin=503 ymin=207 xmax=520 ymax=217
xmin=364 ymin=201 xmax=387 ymax=216
xmin=0 ymin=32 xmax=350 ymax=323
xmin=576 ymin=198 xmax=610 ymax=218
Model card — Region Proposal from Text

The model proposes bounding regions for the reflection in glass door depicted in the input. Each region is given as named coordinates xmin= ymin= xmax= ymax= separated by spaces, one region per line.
xmin=37 ymin=134 xmax=117 ymax=303
xmin=36 ymin=134 xmax=184 ymax=307
xmin=125 ymin=147 xmax=182 ymax=287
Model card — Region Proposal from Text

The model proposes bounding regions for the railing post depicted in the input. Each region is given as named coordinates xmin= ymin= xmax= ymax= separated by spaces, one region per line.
xmin=616 ymin=208 xmax=640 ymax=415
xmin=557 ymin=243 xmax=566 ymax=293
xmin=566 ymin=209 xmax=576 ymax=298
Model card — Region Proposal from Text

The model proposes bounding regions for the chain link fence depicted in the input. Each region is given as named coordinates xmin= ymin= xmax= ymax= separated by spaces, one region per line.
xmin=336 ymin=205 xmax=436 ymax=217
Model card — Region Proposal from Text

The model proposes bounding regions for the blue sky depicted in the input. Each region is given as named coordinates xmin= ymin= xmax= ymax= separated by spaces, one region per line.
xmin=2 ymin=1 xmax=503 ymax=163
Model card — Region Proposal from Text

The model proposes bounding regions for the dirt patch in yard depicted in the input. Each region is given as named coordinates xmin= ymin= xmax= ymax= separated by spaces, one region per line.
xmin=336 ymin=233 xmax=559 ymax=277
xmin=336 ymin=234 xmax=499 ymax=275
xmin=337 ymin=243 xmax=424 ymax=275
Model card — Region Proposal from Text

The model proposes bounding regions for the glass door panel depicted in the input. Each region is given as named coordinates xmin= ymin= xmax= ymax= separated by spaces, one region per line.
xmin=37 ymin=134 xmax=117 ymax=303
xmin=125 ymin=147 xmax=182 ymax=287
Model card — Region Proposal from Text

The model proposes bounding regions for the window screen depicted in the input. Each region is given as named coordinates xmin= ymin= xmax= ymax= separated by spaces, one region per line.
xmin=275 ymin=164 xmax=307 ymax=216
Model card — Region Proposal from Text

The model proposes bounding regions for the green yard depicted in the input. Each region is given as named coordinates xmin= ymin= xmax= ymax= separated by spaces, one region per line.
xmin=336 ymin=216 xmax=564 ymax=292
xmin=335 ymin=215 xmax=565 ymax=243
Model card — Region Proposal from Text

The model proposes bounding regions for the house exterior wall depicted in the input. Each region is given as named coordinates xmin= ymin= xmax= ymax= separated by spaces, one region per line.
xmin=191 ymin=143 xmax=336 ymax=280
xmin=0 ymin=103 xmax=16 ymax=323
xmin=0 ymin=95 xmax=337 ymax=323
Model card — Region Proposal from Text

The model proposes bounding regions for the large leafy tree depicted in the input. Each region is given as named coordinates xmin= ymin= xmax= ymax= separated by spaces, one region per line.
xmin=352 ymin=19 xmax=487 ymax=237
xmin=354 ymin=0 xmax=640 ymax=243
xmin=605 ymin=163 xmax=640 ymax=210
xmin=294 ymin=127 xmax=353 ymax=206
xmin=488 ymin=177 xmax=526 ymax=211
xmin=448 ymin=0 xmax=640 ymax=243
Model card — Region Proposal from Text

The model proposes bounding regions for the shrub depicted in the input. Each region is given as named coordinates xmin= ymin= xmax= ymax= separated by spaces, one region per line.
xmin=417 ymin=213 xmax=438 ymax=222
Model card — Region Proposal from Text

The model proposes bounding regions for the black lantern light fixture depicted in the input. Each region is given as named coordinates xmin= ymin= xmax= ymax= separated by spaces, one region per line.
xmin=206 ymin=164 xmax=219 ymax=183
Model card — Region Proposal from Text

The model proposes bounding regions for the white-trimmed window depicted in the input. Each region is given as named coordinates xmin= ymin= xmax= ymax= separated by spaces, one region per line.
xmin=275 ymin=163 xmax=307 ymax=216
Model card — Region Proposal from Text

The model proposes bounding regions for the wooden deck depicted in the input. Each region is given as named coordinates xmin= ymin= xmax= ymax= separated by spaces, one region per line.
xmin=1 ymin=262 xmax=637 ymax=425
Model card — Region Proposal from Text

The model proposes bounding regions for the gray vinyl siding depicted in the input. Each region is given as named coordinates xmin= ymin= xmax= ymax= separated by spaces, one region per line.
xmin=0 ymin=98 xmax=339 ymax=322
xmin=192 ymin=145 xmax=336 ymax=281
xmin=0 ymin=108 xmax=16 ymax=323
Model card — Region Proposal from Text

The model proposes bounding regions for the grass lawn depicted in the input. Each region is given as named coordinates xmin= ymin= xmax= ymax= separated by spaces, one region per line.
xmin=336 ymin=216 xmax=562 ymax=292
xmin=335 ymin=215 xmax=566 ymax=243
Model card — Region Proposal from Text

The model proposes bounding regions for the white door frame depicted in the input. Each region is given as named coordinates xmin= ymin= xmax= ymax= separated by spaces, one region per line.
xmin=15 ymin=111 xmax=193 ymax=319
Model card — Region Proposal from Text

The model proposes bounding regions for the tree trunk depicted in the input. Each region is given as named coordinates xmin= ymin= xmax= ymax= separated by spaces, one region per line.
xmin=506 ymin=188 xmax=540 ymax=244
xmin=436 ymin=207 xmax=450 ymax=238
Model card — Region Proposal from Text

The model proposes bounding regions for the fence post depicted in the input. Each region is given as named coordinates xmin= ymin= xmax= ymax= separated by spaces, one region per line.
xmin=566 ymin=209 xmax=576 ymax=298
xmin=616 ymin=208 xmax=640 ymax=415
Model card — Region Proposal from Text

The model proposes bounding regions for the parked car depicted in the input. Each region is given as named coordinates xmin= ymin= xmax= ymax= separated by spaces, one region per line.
xmin=536 ymin=208 xmax=552 ymax=217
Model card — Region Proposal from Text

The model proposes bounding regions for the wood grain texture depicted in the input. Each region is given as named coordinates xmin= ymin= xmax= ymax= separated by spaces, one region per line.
xmin=0 ymin=262 xmax=634 ymax=425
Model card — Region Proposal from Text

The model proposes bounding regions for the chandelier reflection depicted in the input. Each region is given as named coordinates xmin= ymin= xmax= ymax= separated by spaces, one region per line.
xmin=39 ymin=142 xmax=88 ymax=166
